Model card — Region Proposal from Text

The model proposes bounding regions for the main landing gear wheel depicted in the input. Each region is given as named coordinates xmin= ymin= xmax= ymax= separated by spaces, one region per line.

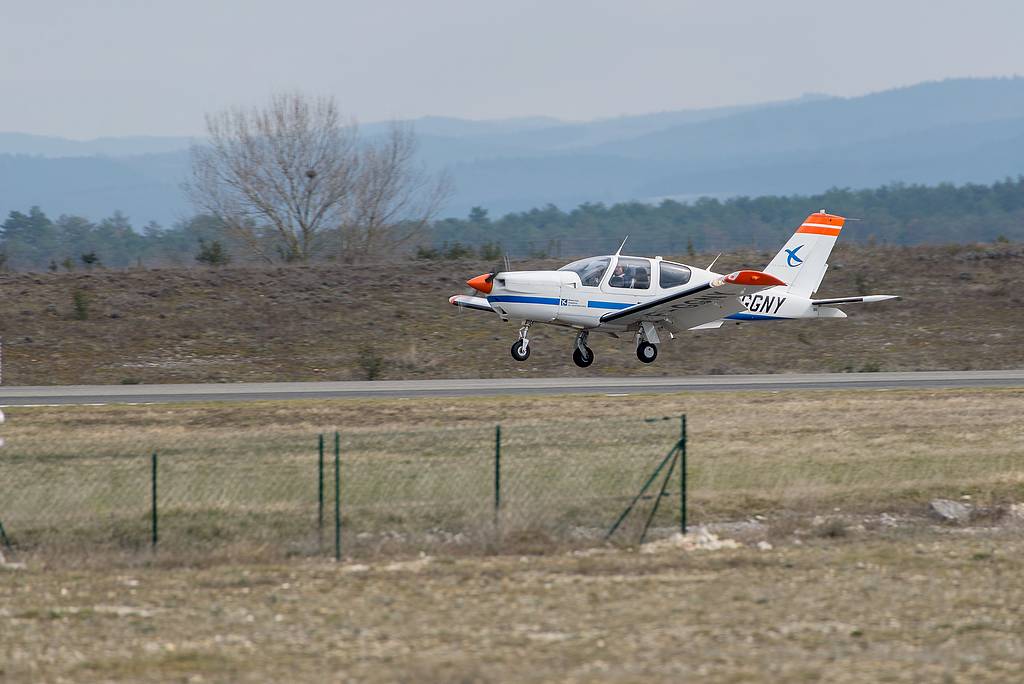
xmin=572 ymin=346 xmax=594 ymax=368
xmin=636 ymin=341 xmax=658 ymax=364
xmin=511 ymin=339 xmax=531 ymax=361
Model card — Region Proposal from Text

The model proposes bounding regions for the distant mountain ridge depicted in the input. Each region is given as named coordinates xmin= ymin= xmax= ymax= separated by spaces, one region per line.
xmin=1 ymin=78 xmax=1022 ymax=226
xmin=0 ymin=133 xmax=197 ymax=158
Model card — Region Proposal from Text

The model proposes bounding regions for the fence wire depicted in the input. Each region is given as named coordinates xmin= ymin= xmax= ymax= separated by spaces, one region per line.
xmin=0 ymin=416 xmax=685 ymax=560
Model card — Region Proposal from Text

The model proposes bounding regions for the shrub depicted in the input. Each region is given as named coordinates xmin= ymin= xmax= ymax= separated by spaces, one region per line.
xmin=444 ymin=242 xmax=475 ymax=259
xmin=479 ymin=241 xmax=503 ymax=261
xmin=195 ymin=239 xmax=231 ymax=266
xmin=72 ymin=290 xmax=90 ymax=320
xmin=357 ymin=348 xmax=386 ymax=380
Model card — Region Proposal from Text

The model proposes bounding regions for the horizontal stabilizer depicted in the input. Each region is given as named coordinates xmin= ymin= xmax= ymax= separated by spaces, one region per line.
xmin=811 ymin=295 xmax=900 ymax=306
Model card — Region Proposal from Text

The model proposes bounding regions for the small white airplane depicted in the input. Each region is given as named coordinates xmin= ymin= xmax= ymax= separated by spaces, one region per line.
xmin=450 ymin=211 xmax=898 ymax=367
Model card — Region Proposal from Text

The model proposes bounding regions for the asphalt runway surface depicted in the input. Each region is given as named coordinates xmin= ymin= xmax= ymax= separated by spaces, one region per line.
xmin=0 ymin=370 xmax=1021 ymax=406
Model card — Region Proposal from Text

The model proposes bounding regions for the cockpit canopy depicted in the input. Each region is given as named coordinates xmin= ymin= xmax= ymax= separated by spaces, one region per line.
xmin=559 ymin=256 xmax=692 ymax=290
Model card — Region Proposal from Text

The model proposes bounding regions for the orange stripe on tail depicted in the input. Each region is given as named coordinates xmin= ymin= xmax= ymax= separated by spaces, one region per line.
xmin=796 ymin=225 xmax=842 ymax=236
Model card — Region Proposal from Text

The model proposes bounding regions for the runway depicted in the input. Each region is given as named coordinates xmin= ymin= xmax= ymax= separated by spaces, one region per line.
xmin=0 ymin=370 xmax=1021 ymax=406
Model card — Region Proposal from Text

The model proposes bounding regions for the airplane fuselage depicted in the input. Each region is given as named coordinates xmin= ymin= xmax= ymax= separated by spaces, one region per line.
xmin=483 ymin=256 xmax=844 ymax=335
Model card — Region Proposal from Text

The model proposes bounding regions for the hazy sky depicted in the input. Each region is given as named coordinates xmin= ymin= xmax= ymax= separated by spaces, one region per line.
xmin=3 ymin=0 xmax=1023 ymax=138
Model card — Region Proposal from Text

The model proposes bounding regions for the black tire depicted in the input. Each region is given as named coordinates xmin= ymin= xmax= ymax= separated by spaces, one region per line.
xmin=511 ymin=339 xmax=531 ymax=361
xmin=636 ymin=341 xmax=658 ymax=364
xmin=572 ymin=345 xmax=594 ymax=368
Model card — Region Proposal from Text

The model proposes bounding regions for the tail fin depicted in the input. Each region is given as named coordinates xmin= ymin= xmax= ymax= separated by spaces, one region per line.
xmin=764 ymin=211 xmax=845 ymax=298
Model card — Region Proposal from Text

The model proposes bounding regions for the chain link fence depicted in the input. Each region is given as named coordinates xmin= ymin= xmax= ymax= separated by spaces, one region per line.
xmin=0 ymin=415 xmax=686 ymax=561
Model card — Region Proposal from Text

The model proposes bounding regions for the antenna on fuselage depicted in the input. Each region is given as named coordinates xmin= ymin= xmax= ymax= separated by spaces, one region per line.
xmin=615 ymin=236 xmax=629 ymax=256
xmin=707 ymin=253 xmax=722 ymax=270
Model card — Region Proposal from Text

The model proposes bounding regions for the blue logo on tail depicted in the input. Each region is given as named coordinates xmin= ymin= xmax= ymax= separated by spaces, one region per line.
xmin=785 ymin=245 xmax=804 ymax=267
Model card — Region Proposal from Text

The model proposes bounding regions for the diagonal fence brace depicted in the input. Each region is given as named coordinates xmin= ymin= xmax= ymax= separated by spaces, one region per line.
xmin=639 ymin=448 xmax=679 ymax=544
xmin=605 ymin=443 xmax=679 ymax=540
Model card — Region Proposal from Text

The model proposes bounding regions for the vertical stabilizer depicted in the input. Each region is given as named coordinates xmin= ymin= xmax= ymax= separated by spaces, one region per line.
xmin=763 ymin=211 xmax=845 ymax=297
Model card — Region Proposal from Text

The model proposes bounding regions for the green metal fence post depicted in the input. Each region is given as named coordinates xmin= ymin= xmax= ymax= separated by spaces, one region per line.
xmin=494 ymin=425 xmax=501 ymax=528
xmin=151 ymin=451 xmax=158 ymax=549
xmin=680 ymin=414 xmax=687 ymax=535
xmin=334 ymin=431 xmax=341 ymax=561
xmin=0 ymin=519 xmax=12 ymax=550
xmin=318 ymin=434 xmax=324 ymax=533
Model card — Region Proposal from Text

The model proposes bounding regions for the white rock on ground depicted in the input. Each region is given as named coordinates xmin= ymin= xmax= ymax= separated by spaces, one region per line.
xmin=929 ymin=499 xmax=972 ymax=523
xmin=641 ymin=527 xmax=740 ymax=554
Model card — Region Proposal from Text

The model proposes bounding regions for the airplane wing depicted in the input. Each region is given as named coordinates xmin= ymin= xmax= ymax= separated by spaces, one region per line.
xmin=600 ymin=270 xmax=786 ymax=330
xmin=449 ymin=295 xmax=495 ymax=313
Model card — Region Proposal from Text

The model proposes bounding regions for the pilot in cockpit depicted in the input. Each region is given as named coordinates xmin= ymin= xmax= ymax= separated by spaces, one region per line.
xmin=609 ymin=264 xmax=627 ymax=287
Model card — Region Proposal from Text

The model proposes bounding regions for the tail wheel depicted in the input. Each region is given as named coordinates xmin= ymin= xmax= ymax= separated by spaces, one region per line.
xmin=636 ymin=341 xmax=658 ymax=364
xmin=511 ymin=340 xmax=530 ymax=361
xmin=572 ymin=346 xmax=594 ymax=368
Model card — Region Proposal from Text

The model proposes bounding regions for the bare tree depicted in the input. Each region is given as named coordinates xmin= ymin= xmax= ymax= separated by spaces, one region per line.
xmin=187 ymin=92 xmax=450 ymax=263
xmin=340 ymin=123 xmax=452 ymax=260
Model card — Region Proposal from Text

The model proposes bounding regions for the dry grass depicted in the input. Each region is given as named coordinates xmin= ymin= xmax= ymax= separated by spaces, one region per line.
xmin=3 ymin=528 xmax=1024 ymax=682
xmin=0 ymin=242 xmax=1022 ymax=385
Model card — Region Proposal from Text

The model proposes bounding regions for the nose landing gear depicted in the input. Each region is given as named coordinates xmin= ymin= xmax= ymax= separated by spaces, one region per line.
xmin=572 ymin=330 xmax=594 ymax=368
xmin=510 ymin=322 xmax=531 ymax=361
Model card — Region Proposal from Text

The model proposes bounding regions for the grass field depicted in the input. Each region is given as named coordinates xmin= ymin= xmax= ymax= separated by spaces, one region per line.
xmin=2 ymin=387 xmax=1024 ymax=681
xmin=2 ymin=387 xmax=1023 ymax=558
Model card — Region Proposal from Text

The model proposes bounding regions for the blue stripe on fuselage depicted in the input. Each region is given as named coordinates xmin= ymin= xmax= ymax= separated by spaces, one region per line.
xmin=725 ymin=313 xmax=787 ymax=321
xmin=487 ymin=295 xmax=560 ymax=306
xmin=587 ymin=300 xmax=633 ymax=310
xmin=487 ymin=295 xmax=636 ymax=309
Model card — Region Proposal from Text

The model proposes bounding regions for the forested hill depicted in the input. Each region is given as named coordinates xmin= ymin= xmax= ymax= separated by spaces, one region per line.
xmin=432 ymin=179 xmax=1024 ymax=258
xmin=2 ymin=178 xmax=1023 ymax=271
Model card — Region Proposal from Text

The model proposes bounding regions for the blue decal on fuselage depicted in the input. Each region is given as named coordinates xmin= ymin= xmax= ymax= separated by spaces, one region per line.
xmin=725 ymin=312 xmax=787 ymax=321
xmin=487 ymin=295 xmax=560 ymax=305
xmin=587 ymin=300 xmax=633 ymax=310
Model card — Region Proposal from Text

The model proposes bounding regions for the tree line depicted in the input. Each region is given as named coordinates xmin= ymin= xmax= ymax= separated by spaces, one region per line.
xmin=2 ymin=176 xmax=1023 ymax=271
xmin=0 ymin=208 xmax=228 ymax=271
xmin=431 ymin=178 xmax=1024 ymax=259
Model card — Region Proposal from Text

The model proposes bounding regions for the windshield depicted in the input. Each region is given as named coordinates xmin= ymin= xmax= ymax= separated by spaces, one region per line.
xmin=558 ymin=256 xmax=611 ymax=287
